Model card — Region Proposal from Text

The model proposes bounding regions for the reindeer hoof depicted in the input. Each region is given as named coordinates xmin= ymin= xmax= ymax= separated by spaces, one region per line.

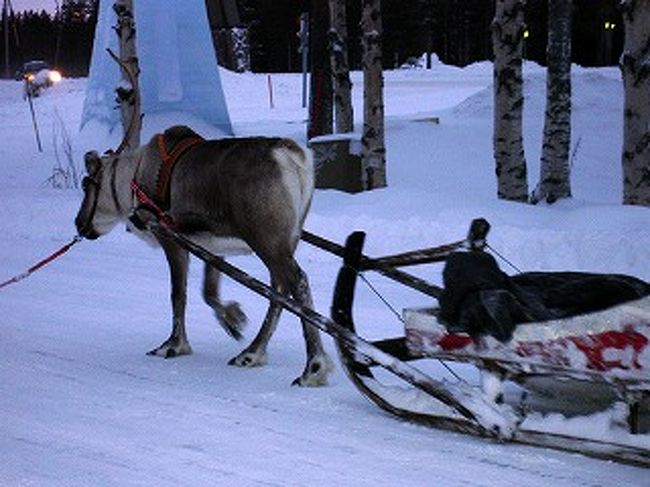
xmin=292 ymin=354 xmax=334 ymax=387
xmin=228 ymin=350 xmax=267 ymax=368
xmin=147 ymin=339 xmax=192 ymax=358
xmin=217 ymin=302 xmax=247 ymax=341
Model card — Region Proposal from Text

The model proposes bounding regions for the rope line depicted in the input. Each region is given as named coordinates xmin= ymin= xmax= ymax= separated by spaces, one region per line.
xmin=486 ymin=243 xmax=523 ymax=274
xmin=0 ymin=235 xmax=82 ymax=290
xmin=357 ymin=270 xmax=405 ymax=324
xmin=354 ymin=267 xmax=464 ymax=383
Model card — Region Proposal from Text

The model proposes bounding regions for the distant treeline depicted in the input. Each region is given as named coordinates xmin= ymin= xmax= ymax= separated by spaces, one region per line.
xmin=245 ymin=0 xmax=625 ymax=72
xmin=1 ymin=0 xmax=97 ymax=78
xmin=1 ymin=0 xmax=624 ymax=78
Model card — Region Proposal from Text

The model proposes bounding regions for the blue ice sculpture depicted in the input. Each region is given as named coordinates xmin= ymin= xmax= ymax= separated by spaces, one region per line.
xmin=81 ymin=0 xmax=233 ymax=135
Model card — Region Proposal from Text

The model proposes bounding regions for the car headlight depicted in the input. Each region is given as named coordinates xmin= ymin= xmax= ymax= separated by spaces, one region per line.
xmin=26 ymin=73 xmax=35 ymax=82
xmin=48 ymin=70 xmax=62 ymax=83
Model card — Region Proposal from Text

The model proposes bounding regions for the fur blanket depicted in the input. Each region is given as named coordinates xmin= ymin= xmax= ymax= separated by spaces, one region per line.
xmin=438 ymin=252 xmax=650 ymax=342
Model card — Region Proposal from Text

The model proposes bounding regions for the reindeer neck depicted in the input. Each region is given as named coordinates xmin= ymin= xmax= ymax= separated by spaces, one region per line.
xmin=109 ymin=150 xmax=141 ymax=218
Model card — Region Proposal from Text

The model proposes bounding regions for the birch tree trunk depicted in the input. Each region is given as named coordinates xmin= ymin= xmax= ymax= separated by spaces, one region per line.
xmin=329 ymin=0 xmax=353 ymax=134
xmin=620 ymin=0 xmax=650 ymax=206
xmin=230 ymin=27 xmax=251 ymax=73
xmin=361 ymin=0 xmax=386 ymax=190
xmin=113 ymin=0 xmax=141 ymax=151
xmin=532 ymin=0 xmax=572 ymax=204
xmin=492 ymin=0 xmax=528 ymax=202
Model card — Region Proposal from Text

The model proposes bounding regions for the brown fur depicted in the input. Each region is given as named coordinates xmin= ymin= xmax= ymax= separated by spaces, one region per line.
xmin=75 ymin=125 xmax=333 ymax=386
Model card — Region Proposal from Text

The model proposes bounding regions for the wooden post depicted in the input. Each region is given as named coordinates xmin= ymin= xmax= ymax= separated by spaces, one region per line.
xmin=307 ymin=0 xmax=333 ymax=140
xmin=360 ymin=0 xmax=386 ymax=190
xmin=113 ymin=0 xmax=141 ymax=152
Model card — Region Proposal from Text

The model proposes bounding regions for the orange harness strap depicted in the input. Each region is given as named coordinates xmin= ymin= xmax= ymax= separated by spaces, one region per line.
xmin=154 ymin=133 xmax=205 ymax=210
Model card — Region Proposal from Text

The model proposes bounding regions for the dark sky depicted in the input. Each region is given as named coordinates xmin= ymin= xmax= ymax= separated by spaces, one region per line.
xmin=9 ymin=0 xmax=56 ymax=13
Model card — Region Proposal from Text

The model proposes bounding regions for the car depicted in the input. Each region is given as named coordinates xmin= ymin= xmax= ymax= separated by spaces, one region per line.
xmin=16 ymin=60 xmax=63 ymax=99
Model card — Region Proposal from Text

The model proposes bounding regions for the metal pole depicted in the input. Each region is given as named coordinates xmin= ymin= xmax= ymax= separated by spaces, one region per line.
xmin=299 ymin=12 xmax=309 ymax=108
xmin=27 ymin=90 xmax=43 ymax=152
xmin=3 ymin=0 xmax=9 ymax=79
xmin=267 ymin=73 xmax=274 ymax=109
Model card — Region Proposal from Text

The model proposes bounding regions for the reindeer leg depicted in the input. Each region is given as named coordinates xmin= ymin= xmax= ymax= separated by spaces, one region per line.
xmin=288 ymin=260 xmax=334 ymax=387
xmin=228 ymin=278 xmax=284 ymax=368
xmin=203 ymin=263 xmax=247 ymax=341
xmin=147 ymin=238 xmax=192 ymax=358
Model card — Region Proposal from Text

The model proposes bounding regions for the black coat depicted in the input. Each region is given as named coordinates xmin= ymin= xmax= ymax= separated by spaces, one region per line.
xmin=438 ymin=252 xmax=650 ymax=342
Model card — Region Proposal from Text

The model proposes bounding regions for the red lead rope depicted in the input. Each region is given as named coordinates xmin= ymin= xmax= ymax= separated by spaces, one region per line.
xmin=130 ymin=179 xmax=176 ymax=228
xmin=0 ymin=235 xmax=83 ymax=290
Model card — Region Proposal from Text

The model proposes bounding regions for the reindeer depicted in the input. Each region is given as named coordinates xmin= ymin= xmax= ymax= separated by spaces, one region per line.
xmin=75 ymin=125 xmax=333 ymax=386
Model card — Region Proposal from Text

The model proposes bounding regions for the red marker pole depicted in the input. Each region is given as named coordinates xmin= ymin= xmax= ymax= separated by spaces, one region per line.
xmin=267 ymin=74 xmax=274 ymax=109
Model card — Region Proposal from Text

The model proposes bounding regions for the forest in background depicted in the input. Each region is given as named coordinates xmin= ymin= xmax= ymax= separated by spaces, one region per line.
xmin=1 ymin=0 xmax=625 ymax=78
xmin=2 ymin=0 xmax=96 ymax=77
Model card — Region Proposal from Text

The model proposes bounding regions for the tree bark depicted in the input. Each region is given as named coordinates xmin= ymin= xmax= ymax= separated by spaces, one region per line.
xmin=532 ymin=0 xmax=572 ymax=204
xmin=308 ymin=0 xmax=333 ymax=140
xmin=329 ymin=0 xmax=353 ymax=134
xmin=620 ymin=0 xmax=650 ymax=206
xmin=361 ymin=0 xmax=386 ymax=190
xmin=113 ymin=0 xmax=141 ymax=152
xmin=492 ymin=0 xmax=528 ymax=202
xmin=230 ymin=27 xmax=251 ymax=73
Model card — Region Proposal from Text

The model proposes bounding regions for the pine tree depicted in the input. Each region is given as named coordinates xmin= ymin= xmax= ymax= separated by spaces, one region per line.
xmin=492 ymin=0 xmax=528 ymax=201
xmin=620 ymin=0 xmax=650 ymax=206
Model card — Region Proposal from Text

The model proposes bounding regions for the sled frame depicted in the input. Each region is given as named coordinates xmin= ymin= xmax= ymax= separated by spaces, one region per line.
xmin=327 ymin=225 xmax=649 ymax=468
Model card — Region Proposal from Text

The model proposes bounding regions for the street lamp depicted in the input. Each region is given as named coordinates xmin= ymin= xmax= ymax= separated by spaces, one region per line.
xmin=603 ymin=20 xmax=616 ymax=65
xmin=522 ymin=27 xmax=530 ymax=60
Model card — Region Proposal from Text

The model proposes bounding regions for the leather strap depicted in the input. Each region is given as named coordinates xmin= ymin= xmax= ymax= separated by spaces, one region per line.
xmin=154 ymin=133 xmax=205 ymax=209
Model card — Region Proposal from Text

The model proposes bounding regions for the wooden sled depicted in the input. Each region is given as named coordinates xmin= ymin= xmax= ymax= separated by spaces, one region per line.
xmin=329 ymin=223 xmax=650 ymax=468
xmin=149 ymin=220 xmax=649 ymax=467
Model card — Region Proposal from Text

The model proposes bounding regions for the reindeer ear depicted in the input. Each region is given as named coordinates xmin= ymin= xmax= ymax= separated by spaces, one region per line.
xmin=84 ymin=151 xmax=101 ymax=175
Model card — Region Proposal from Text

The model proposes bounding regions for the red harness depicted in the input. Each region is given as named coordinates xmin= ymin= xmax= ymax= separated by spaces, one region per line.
xmin=154 ymin=133 xmax=205 ymax=209
xmin=130 ymin=132 xmax=205 ymax=229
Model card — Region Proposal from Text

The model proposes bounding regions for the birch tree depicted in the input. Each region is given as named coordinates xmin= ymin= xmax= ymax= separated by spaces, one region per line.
xmin=112 ymin=0 xmax=141 ymax=151
xmin=329 ymin=0 xmax=353 ymax=134
xmin=361 ymin=0 xmax=386 ymax=190
xmin=492 ymin=0 xmax=528 ymax=202
xmin=531 ymin=0 xmax=572 ymax=204
xmin=620 ymin=0 xmax=650 ymax=206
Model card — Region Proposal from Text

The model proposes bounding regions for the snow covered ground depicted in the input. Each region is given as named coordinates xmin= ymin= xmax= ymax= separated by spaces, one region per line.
xmin=1 ymin=60 xmax=648 ymax=485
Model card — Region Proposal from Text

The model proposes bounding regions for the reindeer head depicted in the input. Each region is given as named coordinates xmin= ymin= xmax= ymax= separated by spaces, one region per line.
xmin=75 ymin=150 xmax=122 ymax=239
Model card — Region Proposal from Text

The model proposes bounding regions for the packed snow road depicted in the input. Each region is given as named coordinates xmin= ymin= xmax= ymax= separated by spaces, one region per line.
xmin=1 ymin=63 xmax=648 ymax=485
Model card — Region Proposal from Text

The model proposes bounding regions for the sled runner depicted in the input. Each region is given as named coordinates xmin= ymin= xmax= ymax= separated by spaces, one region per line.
xmin=149 ymin=219 xmax=649 ymax=467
